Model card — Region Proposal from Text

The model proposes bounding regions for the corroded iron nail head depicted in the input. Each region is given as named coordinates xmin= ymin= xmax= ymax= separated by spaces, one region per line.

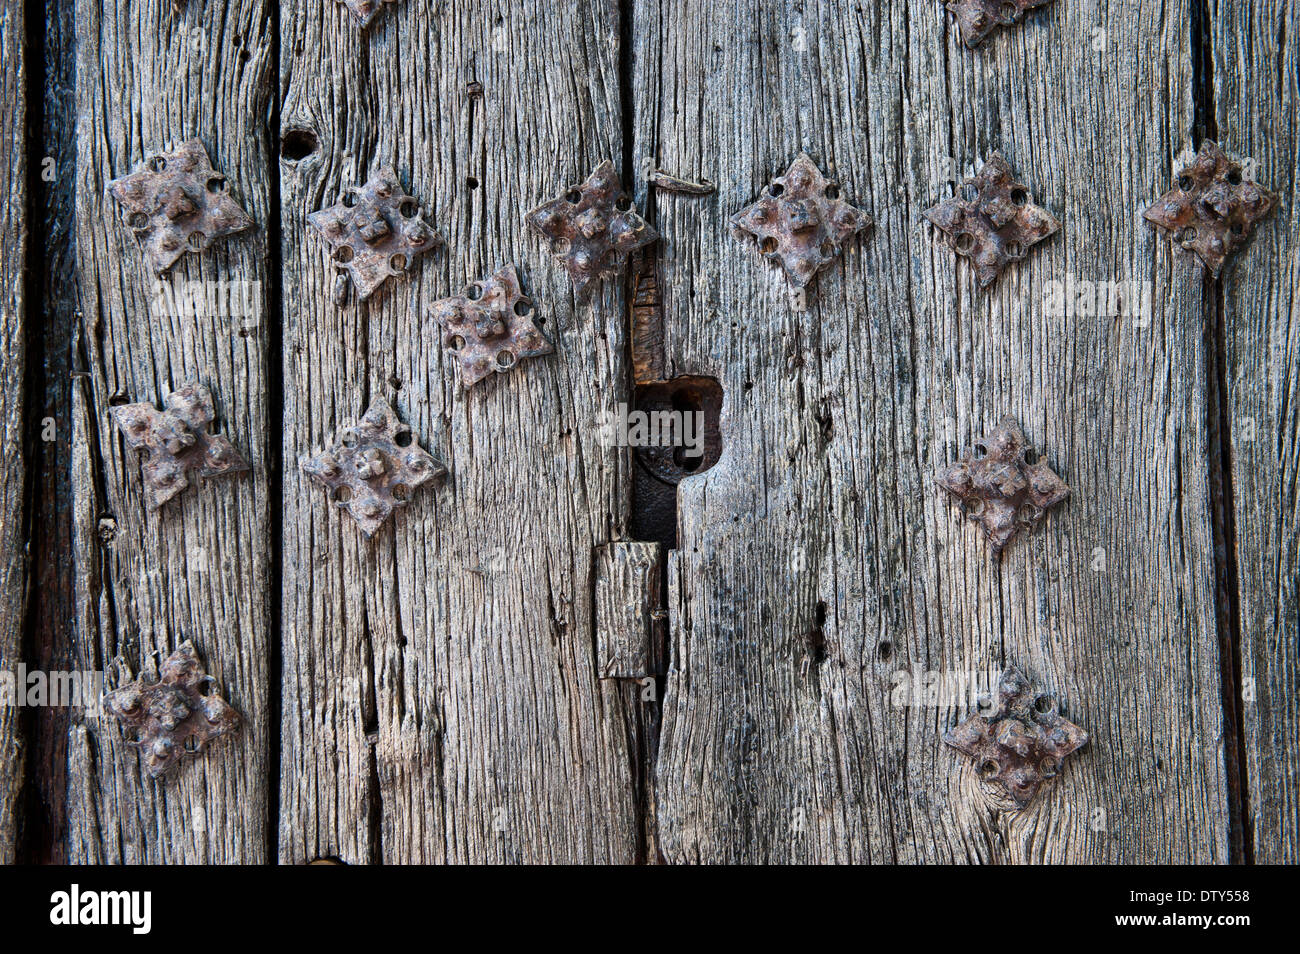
xmin=110 ymin=382 xmax=248 ymax=511
xmin=107 ymin=139 xmax=254 ymax=274
xmin=104 ymin=640 xmax=241 ymax=779
xmin=300 ymin=398 xmax=447 ymax=537
xmin=925 ymin=153 xmax=1059 ymax=288
xmin=431 ymin=264 xmax=554 ymax=387
xmin=649 ymin=169 xmax=716 ymax=195
xmin=943 ymin=0 xmax=1058 ymax=48
xmin=526 ymin=159 xmax=658 ymax=294
xmin=337 ymin=0 xmax=402 ymax=27
xmin=944 ymin=666 xmax=1086 ymax=808
xmin=936 ymin=416 xmax=1068 ymax=554
xmin=1143 ymin=140 xmax=1278 ymax=277
xmin=731 ymin=153 xmax=872 ymax=288
xmin=308 ymin=165 xmax=443 ymax=302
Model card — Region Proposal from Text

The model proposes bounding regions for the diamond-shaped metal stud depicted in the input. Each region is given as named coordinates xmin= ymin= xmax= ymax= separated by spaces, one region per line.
xmin=730 ymin=153 xmax=872 ymax=289
xmin=925 ymin=154 xmax=1059 ymax=288
xmin=336 ymin=0 xmax=402 ymax=26
xmin=944 ymin=666 xmax=1087 ymax=808
xmin=308 ymin=165 xmax=442 ymax=302
xmin=300 ymin=399 xmax=447 ymax=537
xmin=936 ymin=416 xmax=1068 ymax=554
xmin=526 ymin=160 xmax=658 ymax=294
xmin=431 ymin=264 xmax=554 ymax=387
xmin=104 ymin=640 xmax=241 ymax=779
xmin=107 ymin=139 xmax=254 ymax=274
xmin=942 ymin=0 xmax=1058 ymax=48
xmin=1143 ymin=140 xmax=1278 ymax=277
xmin=110 ymin=382 xmax=248 ymax=511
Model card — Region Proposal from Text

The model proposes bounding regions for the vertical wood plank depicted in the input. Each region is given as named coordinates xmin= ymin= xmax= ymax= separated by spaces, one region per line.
xmin=278 ymin=0 xmax=641 ymax=863
xmin=69 ymin=0 xmax=273 ymax=863
xmin=1213 ymin=0 xmax=1299 ymax=864
xmin=0 ymin=0 xmax=28 ymax=865
xmin=636 ymin=0 xmax=1228 ymax=862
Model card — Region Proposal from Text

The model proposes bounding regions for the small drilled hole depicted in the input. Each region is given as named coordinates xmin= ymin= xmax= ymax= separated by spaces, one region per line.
xmin=760 ymin=236 xmax=779 ymax=253
xmin=1178 ymin=175 xmax=1194 ymax=191
xmin=1231 ymin=222 xmax=1245 ymax=235
xmin=1023 ymin=448 xmax=1038 ymax=464
xmin=466 ymin=176 xmax=479 ymax=190
xmin=999 ymin=2 xmax=1017 ymax=20
xmin=973 ymin=443 xmax=987 ymax=458
xmin=394 ymin=430 xmax=413 ymax=447
xmin=1010 ymin=188 xmax=1027 ymax=206
xmin=824 ymin=184 xmax=840 ymax=199
xmin=496 ymin=350 xmax=516 ymax=369
xmin=769 ymin=182 xmax=784 ymax=197
xmin=978 ymin=759 xmax=999 ymax=780
xmin=615 ymin=195 xmax=632 ymax=211
xmin=1179 ymin=226 xmax=1197 ymax=244
xmin=466 ymin=284 xmax=482 ymax=300
xmin=1227 ymin=170 xmax=1242 ymax=185
xmin=877 ymin=641 xmax=892 ymax=661
xmin=390 ymin=254 xmax=407 ymax=271
xmin=333 ymin=485 xmax=352 ymax=502
xmin=399 ymin=200 xmax=417 ymax=218
xmin=342 ymin=191 xmax=358 ymax=208
xmin=449 ymin=335 xmax=466 ymax=350
xmin=564 ymin=189 xmax=582 ymax=204
xmin=955 ymin=232 xmax=975 ymax=254
xmin=281 ymin=129 xmax=319 ymax=161
xmin=148 ymin=156 xmax=166 ymax=173
xmin=206 ymin=177 xmax=226 ymax=194
xmin=340 ymin=428 xmax=358 ymax=448
xmin=513 ymin=299 xmax=533 ymax=317
xmin=1034 ymin=694 xmax=1056 ymax=714
xmin=334 ymin=246 xmax=354 ymax=263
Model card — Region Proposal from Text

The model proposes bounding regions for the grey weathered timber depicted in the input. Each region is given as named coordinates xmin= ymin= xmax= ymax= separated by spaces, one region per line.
xmin=595 ymin=542 xmax=662 ymax=678
xmin=68 ymin=0 xmax=273 ymax=862
xmin=1213 ymin=1 xmax=1299 ymax=864
xmin=277 ymin=0 xmax=641 ymax=863
xmin=0 ymin=0 xmax=28 ymax=866
xmin=635 ymin=0 xmax=1229 ymax=862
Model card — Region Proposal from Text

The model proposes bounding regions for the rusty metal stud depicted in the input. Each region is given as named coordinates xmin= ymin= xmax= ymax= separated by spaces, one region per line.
xmin=526 ymin=159 xmax=658 ymax=294
xmin=104 ymin=641 xmax=241 ymax=779
xmin=336 ymin=0 xmax=402 ymax=26
xmin=925 ymin=154 xmax=1059 ymax=288
xmin=110 ymin=382 xmax=248 ymax=511
xmin=308 ymin=165 xmax=443 ymax=302
xmin=945 ymin=666 xmax=1087 ymax=808
xmin=730 ymin=153 xmax=872 ymax=288
xmin=299 ymin=398 xmax=447 ymax=537
xmin=1143 ymin=140 xmax=1278 ymax=277
xmin=431 ymin=264 xmax=554 ymax=387
xmin=942 ymin=0 xmax=1058 ymax=48
xmin=107 ymin=139 xmax=254 ymax=274
xmin=936 ymin=416 xmax=1068 ymax=555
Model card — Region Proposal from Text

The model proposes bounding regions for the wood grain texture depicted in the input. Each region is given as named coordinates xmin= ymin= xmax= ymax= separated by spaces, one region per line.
xmin=277 ymin=0 xmax=642 ymax=863
xmin=635 ymin=0 xmax=1230 ymax=862
xmin=1213 ymin=0 xmax=1299 ymax=864
xmin=595 ymin=542 xmax=662 ymax=678
xmin=69 ymin=0 xmax=273 ymax=863
xmin=0 ymin=0 xmax=28 ymax=866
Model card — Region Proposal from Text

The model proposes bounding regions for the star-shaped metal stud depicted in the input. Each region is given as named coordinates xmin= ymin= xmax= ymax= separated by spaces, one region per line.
xmin=942 ymin=0 xmax=1058 ymax=48
xmin=1143 ymin=140 xmax=1278 ymax=277
xmin=730 ymin=153 xmax=872 ymax=288
xmin=944 ymin=666 xmax=1087 ymax=808
xmin=526 ymin=160 xmax=658 ymax=294
xmin=431 ymin=264 xmax=554 ymax=387
xmin=925 ymin=153 xmax=1059 ymax=288
xmin=300 ymin=399 xmax=447 ymax=537
xmin=107 ymin=139 xmax=254 ymax=274
xmin=936 ymin=416 xmax=1068 ymax=554
xmin=335 ymin=0 xmax=402 ymax=26
xmin=110 ymin=382 xmax=248 ymax=511
xmin=308 ymin=165 xmax=442 ymax=302
xmin=104 ymin=640 xmax=241 ymax=779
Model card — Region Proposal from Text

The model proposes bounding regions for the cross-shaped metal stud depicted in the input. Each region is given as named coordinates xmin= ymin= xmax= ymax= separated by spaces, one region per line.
xmin=925 ymin=154 xmax=1059 ymax=288
xmin=526 ymin=160 xmax=658 ymax=294
xmin=944 ymin=666 xmax=1087 ymax=808
xmin=300 ymin=399 xmax=447 ymax=537
xmin=1144 ymin=140 xmax=1278 ymax=276
xmin=936 ymin=416 xmax=1068 ymax=554
xmin=308 ymin=165 xmax=442 ymax=303
xmin=110 ymin=382 xmax=248 ymax=511
xmin=107 ymin=139 xmax=254 ymax=274
xmin=730 ymin=153 xmax=872 ymax=288
xmin=942 ymin=0 xmax=1058 ymax=48
xmin=104 ymin=641 xmax=241 ymax=779
xmin=431 ymin=264 xmax=554 ymax=387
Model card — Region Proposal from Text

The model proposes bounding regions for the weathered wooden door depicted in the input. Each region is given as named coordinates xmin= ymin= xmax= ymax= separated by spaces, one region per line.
xmin=1 ymin=0 xmax=1294 ymax=864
